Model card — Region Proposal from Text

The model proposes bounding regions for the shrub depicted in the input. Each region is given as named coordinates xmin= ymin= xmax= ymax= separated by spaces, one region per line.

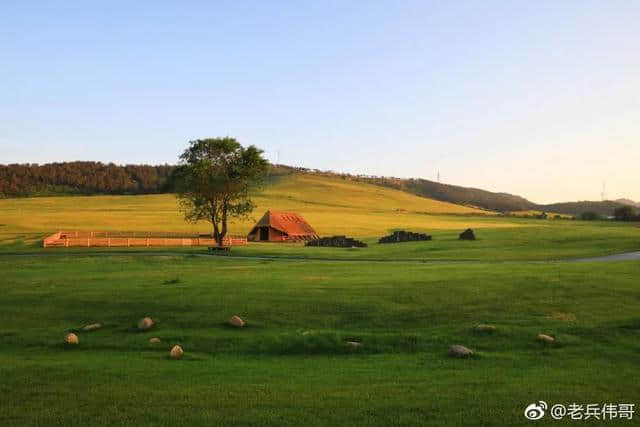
xmin=580 ymin=211 xmax=600 ymax=221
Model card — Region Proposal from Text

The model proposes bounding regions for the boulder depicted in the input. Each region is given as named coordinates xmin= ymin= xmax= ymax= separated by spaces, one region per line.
xmin=448 ymin=344 xmax=473 ymax=358
xmin=64 ymin=333 xmax=79 ymax=345
xmin=137 ymin=317 xmax=154 ymax=331
xmin=459 ymin=228 xmax=476 ymax=240
xmin=149 ymin=337 xmax=161 ymax=344
xmin=229 ymin=315 xmax=245 ymax=328
xmin=475 ymin=324 xmax=496 ymax=333
xmin=169 ymin=345 xmax=184 ymax=359
xmin=537 ymin=334 xmax=555 ymax=344
xmin=82 ymin=323 xmax=102 ymax=332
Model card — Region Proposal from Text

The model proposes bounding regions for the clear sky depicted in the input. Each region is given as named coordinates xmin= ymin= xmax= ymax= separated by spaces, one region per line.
xmin=1 ymin=1 xmax=638 ymax=203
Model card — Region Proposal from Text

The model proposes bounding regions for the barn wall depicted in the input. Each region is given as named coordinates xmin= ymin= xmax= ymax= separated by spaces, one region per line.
xmin=269 ymin=228 xmax=287 ymax=241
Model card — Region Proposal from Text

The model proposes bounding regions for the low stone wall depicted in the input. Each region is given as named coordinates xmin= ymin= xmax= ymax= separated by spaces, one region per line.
xmin=378 ymin=230 xmax=432 ymax=244
xmin=306 ymin=236 xmax=368 ymax=248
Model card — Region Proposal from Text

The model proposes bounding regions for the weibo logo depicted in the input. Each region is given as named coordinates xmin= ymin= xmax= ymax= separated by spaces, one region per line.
xmin=524 ymin=401 xmax=548 ymax=420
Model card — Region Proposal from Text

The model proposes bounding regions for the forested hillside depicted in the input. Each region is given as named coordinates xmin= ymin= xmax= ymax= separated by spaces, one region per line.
xmin=348 ymin=174 xmax=623 ymax=216
xmin=0 ymin=162 xmax=174 ymax=197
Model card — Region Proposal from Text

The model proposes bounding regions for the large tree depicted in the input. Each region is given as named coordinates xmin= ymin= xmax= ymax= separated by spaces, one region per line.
xmin=174 ymin=138 xmax=269 ymax=246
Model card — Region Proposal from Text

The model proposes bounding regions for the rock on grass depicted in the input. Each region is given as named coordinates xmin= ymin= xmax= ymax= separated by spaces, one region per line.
xmin=149 ymin=337 xmax=161 ymax=344
xmin=82 ymin=323 xmax=102 ymax=332
xmin=137 ymin=317 xmax=154 ymax=331
xmin=448 ymin=344 xmax=473 ymax=358
xmin=64 ymin=333 xmax=79 ymax=345
xmin=169 ymin=345 xmax=184 ymax=359
xmin=229 ymin=315 xmax=245 ymax=328
xmin=537 ymin=334 xmax=555 ymax=344
xmin=459 ymin=228 xmax=476 ymax=240
xmin=475 ymin=324 xmax=496 ymax=333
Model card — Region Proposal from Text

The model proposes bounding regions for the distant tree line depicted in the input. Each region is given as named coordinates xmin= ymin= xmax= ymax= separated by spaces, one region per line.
xmin=580 ymin=206 xmax=639 ymax=221
xmin=613 ymin=205 xmax=639 ymax=221
xmin=0 ymin=162 xmax=175 ymax=197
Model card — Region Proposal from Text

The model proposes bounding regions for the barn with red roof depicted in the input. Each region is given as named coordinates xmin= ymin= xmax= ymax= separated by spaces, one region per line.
xmin=247 ymin=210 xmax=318 ymax=242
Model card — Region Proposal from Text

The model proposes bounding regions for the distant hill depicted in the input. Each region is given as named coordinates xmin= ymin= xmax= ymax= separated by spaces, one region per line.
xmin=275 ymin=167 xmax=626 ymax=217
xmin=0 ymin=161 xmax=627 ymax=217
xmin=330 ymin=173 xmax=622 ymax=216
xmin=393 ymin=178 xmax=533 ymax=212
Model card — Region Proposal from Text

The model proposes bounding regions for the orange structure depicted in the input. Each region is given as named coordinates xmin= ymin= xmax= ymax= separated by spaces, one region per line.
xmin=247 ymin=210 xmax=318 ymax=242
xmin=43 ymin=231 xmax=247 ymax=248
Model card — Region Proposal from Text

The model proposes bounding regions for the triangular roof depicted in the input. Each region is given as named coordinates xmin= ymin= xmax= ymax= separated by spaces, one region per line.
xmin=250 ymin=210 xmax=317 ymax=237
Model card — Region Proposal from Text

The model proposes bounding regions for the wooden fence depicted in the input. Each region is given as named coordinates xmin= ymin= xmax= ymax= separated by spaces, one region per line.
xmin=43 ymin=231 xmax=247 ymax=248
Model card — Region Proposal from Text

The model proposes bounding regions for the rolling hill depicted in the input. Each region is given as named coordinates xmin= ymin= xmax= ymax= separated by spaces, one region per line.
xmin=1 ymin=161 xmax=628 ymax=217
xmin=0 ymin=173 xmax=516 ymax=248
xmin=316 ymin=171 xmax=625 ymax=216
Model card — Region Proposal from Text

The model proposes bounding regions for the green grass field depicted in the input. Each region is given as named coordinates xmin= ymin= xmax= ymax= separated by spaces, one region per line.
xmin=1 ymin=173 xmax=639 ymax=425
xmin=2 ymin=256 xmax=639 ymax=426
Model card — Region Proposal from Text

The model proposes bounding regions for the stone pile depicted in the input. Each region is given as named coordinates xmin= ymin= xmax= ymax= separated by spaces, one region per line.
xmin=306 ymin=236 xmax=367 ymax=248
xmin=378 ymin=230 xmax=432 ymax=244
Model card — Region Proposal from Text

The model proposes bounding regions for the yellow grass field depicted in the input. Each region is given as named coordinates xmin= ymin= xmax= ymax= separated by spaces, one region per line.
xmin=0 ymin=173 xmax=520 ymax=246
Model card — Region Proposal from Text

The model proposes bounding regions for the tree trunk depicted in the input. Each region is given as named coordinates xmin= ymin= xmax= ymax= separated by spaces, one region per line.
xmin=212 ymin=214 xmax=222 ymax=246
xmin=219 ymin=203 xmax=228 ymax=247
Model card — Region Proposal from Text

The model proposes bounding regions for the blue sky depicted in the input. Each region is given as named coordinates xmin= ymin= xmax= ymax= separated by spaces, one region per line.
xmin=1 ymin=1 xmax=638 ymax=203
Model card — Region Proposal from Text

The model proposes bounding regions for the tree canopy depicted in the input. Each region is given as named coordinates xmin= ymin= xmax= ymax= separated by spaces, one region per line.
xmin=173 ymin=138 xmax=269 ymax=245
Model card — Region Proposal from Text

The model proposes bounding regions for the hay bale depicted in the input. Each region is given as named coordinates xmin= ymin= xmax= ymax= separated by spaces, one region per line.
xmin=64 ymin=333 xmax=79 ymax=345
xmin=169 ymin=345 xmax=183 ymax=359
xmin=475 ymin=324 xmax=496 ymax=333
xmin=149 ymin=337 xmax=161 ymax=344
xmin=448 ymin=344 xmax=473 ymax=358
xmin=82 ymin=323 xmax=102 ymax=332
xmin=229 ymin=315 xmax=245 ymax=328
xmin=137 ymin=317 xmax=154 ymax=331
xmin=537 ymin=333 xmax=555 ymax=344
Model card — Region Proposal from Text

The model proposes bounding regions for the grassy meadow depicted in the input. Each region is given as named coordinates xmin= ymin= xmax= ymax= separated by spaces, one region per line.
xmin=1 ymin=255 xmax=640 ymax=426
xmin=1 ymin=172 xmax=639 ymax=425
xmin=1 ymin=173 xmax=638 ymax=260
